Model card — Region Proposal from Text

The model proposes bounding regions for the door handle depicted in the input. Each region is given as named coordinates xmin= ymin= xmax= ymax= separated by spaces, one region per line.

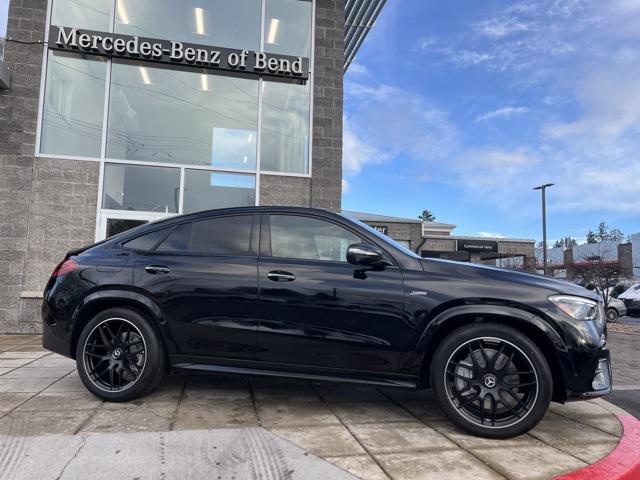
xmin=145 ymin=265 xmax=171 ymax=275
xmin=267 ymin=271 xmax=296 ymax=282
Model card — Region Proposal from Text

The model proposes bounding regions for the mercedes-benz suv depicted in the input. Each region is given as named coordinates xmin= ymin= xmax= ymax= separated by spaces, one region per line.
xmin=42 ymin=207 xmax=612 ymax=438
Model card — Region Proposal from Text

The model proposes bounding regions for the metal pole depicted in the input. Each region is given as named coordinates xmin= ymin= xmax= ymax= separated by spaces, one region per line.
xmin=534 ymin=183 xmax=554 ymax=276
xmin=542 ymin=187 xmax=548 ymax=276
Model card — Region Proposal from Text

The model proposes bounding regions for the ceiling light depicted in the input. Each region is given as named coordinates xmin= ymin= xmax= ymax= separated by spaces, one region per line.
xmin=139 ymin=67 xmax=151 ymax=85
xmin=194 ymin=7 xmax=205 ymax=35
xmin=117 ymin=0 xmax=130 ymax=24
xmin=200 ymin=74 xmax=209 ymax=91
xmin=267 ymin=18 xmax=280 ymax=44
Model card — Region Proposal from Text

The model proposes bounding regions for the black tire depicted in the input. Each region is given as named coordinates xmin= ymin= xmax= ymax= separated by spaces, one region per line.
xmin=75 ymin=307 xmax=168 ymax=402
xmin=606 ymin=308 xmax=618 ymax=323
xmin=430 ymin=322 xmax=552 ymax=438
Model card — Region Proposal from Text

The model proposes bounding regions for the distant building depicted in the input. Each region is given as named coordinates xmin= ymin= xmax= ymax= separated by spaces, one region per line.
xmin=536 ymin=235 xmax=639 ymax=279
xmin=343 ymin=211 xmax=537 ymax=271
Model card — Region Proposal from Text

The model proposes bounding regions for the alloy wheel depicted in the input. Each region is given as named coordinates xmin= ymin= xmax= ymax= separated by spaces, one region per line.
xmin=606 ymin=308 xmax=618 ymax=323
xmin=444 ymin=336 xmax=539 ymax=429
xmin=82 ymin=318 xmax=147 ymax=392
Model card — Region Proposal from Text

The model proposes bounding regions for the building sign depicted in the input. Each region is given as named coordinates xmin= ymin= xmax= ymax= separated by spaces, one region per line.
xmin=371 ymin=225 xmax=388 ymax=235
xmin=48 ymin=26 xmax=310 ymax=80
xmin=457 ymin=239 xmax=498 ymax=253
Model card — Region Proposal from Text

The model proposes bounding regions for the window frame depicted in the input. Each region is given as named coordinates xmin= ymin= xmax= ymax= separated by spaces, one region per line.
xmin=35 ymin=0 xmax=316 ymax=241
xmin=259 ymin=213 xmax=398 ymax=266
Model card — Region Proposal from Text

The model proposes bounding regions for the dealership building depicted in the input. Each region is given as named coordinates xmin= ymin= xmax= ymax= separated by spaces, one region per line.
xmin=0 ymin=0 xmax=538 ymax=335
xmin=0 ymin=0 xmax=389 ymax=333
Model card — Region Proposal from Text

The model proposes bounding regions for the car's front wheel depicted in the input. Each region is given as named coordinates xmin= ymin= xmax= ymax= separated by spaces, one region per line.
xmin=75 ymin=307 xmax=167 ymax=402
xmin=606 ymin=308 xmax=619 ymax=323
xmin=431 ymin=322 xmax=552 ymax=438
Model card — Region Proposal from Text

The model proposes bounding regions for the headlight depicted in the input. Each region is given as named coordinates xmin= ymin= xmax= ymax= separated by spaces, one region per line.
xmin=549 ymin=295 xmax=601 ymax=321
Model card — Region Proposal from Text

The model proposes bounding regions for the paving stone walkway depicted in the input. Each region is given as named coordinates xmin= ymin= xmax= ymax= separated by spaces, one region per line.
xmin=0 ymin=335 xmax=626 ymax=480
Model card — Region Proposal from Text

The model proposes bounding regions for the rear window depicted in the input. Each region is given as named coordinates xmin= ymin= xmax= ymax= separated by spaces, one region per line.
xmin=191 ymin=216 xmax=252 ymax=255
xmin=122 ymin=227 xmax=170 ymax=250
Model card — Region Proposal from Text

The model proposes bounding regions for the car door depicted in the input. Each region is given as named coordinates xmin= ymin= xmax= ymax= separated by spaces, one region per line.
xmin=256 ymin=213 xmax=406 ymax=373
xmin=132 ymin=214 xmax=260 ymax=360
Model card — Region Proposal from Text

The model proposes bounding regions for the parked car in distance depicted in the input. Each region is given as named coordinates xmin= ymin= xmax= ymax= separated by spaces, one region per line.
xmin=42 ymin=207 xmax=611 ymax=438
xmin=588 ymin=286 xmax=628 ymax=323
xmin=605 ymin=297 xmax=627 ymax=323
xmin=619 ymin=283 xmax=640 ymax=317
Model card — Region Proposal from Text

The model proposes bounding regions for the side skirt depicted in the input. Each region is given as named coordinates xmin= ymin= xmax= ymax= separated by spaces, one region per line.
xmin=170 ymin=356 xmax=419 ymax=389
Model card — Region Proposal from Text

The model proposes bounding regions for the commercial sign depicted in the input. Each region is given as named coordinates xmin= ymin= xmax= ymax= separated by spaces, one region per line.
xmin=371 ymin=225 xmax=388 ymax=235
xmin=457 ymin=239 xmax=498 ymax=253
xmin=48 ymin=26 xmax=310 ymax=80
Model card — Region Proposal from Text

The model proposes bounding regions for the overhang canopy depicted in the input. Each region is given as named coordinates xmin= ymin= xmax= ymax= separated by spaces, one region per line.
xmin=344 ymin=0 xmax=387 ymax=71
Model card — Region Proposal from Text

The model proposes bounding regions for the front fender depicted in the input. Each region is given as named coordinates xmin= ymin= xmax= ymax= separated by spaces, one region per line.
xmin=404 ymin=304 xmax=569 ymax=379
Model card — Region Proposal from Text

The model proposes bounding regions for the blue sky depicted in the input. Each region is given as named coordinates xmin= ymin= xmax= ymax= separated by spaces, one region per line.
xmin=0 ymin=0 xmax=8 ymax=37
xmin=342 ymin=0 xmax=640 ymax=242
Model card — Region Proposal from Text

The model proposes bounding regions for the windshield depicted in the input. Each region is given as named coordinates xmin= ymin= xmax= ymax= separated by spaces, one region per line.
xmin=345 ymin=216 xmax=422 ymax=258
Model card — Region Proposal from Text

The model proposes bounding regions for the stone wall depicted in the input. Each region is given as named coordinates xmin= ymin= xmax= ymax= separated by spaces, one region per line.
xmin=309 ymin=0 xmax=344 ymax=212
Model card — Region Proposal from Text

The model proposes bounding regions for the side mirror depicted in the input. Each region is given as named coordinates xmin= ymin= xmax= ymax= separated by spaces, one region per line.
xmin=347 ymin=243 xmax=385 ymax=266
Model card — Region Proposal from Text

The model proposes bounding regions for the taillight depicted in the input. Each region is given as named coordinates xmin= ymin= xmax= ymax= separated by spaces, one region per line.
xmin=51 ymin=258 xmax=79 ymax=278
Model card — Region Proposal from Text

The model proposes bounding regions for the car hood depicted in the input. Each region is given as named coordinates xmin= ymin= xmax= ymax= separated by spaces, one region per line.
xmin=420 ymin=258 xmax=600 ymax=301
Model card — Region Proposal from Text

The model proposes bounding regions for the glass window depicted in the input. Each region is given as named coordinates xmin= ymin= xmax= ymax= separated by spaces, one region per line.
xmin=264 ymin=0 xmax=312 ymax=57
xmin=123 ymin=227 xmax=171 ymax=250
xmin=191 ymin=216 xmax=252 ymax=255
xmin=184 ymin=171 xmax=255 ymax=213
xmin=102 ymin=163 xmax=180 ymax=213
xmin=156 ymin=223 xmax=193 ymax=252
xmin=51 ymin=0 xmax=113 ymax=31
xmin=106 ymin=218 xmax=147 ymax=238
xmin=40 ymin=52 xmax=106 ymax=157
xmin=114 ymin=0 xmax=261 ymax=51
xmin=270 ymin=216 xmax=362 ymax=262
xmin=107 ymin=62 xmax=258 ymax=168
xmin=260 ymin=81 xmax=310 ymax=174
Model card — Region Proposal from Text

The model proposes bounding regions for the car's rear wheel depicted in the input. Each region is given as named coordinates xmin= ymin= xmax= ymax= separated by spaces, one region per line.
xmin=431 ymin=322 xmax=552 ymax=438
xmin=606 ymin=308 xmax=618 ymax=323
xmin=75 ymin=307 xmax=167 ymax=402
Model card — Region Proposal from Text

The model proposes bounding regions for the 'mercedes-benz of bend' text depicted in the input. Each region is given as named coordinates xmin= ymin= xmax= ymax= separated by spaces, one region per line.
xmin=50 ymin=26 xmax=309 ymax=79
xmin=42 ymin=207 xmax=612 ymax=438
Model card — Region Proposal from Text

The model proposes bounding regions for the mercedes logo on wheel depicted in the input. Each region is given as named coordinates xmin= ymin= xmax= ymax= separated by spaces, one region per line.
xmin=483 ymin=374 xmax=497 ymax=388
xmin=111 ymin=348 xmax=122 ymax=360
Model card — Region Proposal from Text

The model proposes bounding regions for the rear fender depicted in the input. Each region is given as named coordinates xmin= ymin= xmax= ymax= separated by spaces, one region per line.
xmin=70 ymin=289 xmax=173 ymax=357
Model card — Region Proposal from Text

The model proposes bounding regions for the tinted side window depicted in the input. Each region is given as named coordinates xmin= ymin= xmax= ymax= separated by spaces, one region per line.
xmin=156 ymin=223 xmax=193 ymax=252
xmin=123 ymin=227 xmax=170 ymax=250
xmin=269 ymin=215 xmax=361 ymax=262
xmin=191 ymin=216 xmax=253 ymax=255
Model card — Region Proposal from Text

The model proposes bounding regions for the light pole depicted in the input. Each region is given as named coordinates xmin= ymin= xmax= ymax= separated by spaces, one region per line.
xmin=534 ymin=183 xmax=554 ymax=276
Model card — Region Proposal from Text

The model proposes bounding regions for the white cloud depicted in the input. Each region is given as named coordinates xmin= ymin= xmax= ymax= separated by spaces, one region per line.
xmin=477 ymin=231 xmax=508 ymax=238
xmin=342 ymin=80 xmax=457 ymax=188
xmin=346 ymin=62 xmax=370 ymax=77
xmin=475 ymin=106 xmax=530 ymax=122
xmin=342 ymin=124 xmax=386 ymax=175
xmin=544 ymin=64 xmax=640 ymax=139
xmin=474 ymin=17 xmax=534 ymax=38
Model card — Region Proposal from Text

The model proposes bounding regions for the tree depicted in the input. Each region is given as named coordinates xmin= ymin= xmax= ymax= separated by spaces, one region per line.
xmin=586 ymin=230 xmax=598 ymax=244
xmin=571 ymin=244 xmax=631 ymax=316
xmin=589 ymin=222 xmax=625 ymax=243
xmin=418 ymin=210 xmax=436 ymax=222
xmin=553 ymin=237 xmax=577 ymax=249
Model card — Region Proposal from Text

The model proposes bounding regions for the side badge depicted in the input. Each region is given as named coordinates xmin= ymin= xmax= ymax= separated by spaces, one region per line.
xmin=409 ymin=290 xmax=428 ymax=296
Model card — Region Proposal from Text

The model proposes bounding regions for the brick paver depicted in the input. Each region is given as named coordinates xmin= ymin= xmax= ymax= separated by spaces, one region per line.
xmin=0 ymin=335 xmax=627 ymax=480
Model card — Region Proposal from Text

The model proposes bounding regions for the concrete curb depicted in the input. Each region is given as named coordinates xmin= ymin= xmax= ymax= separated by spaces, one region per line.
xmin=554 ymin=413 xmax=640 ymax=480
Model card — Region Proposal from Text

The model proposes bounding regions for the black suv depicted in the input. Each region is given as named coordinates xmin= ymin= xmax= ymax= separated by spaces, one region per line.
xmin=42 ymin=207 xmax=612 ymax=438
